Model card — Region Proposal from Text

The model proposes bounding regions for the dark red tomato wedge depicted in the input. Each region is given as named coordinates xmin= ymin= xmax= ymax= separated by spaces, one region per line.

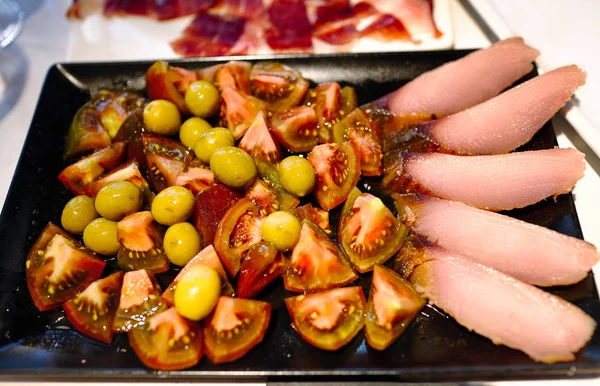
xmin=255 ymin=159 xmax=300 ymax=211
xmin=338 ymin=189 xmax=407 ymax=273
xmin=63 ymin=271 xmax=124 ymax=344
xmin=284 ymin=220 xmax=357 ymax=293
xmin=249 ymin=62 xmax=309 ymax=111
xmin=129 ymin=307 xmax=204 ymax=371
xmin=307 ymin=142 xmax=361 ymax=210
xmin=333 ymin=107 xmax=383 ymax=176
xmin=269 ymin=105 xmax=318 ymax=153
xmin=26 ymin=223 xmax=106 ymax=311
xmin=365 ymin=265 xmax=425 ymax=351
xmin=85 ymin=161 xmax=153 ymax=203
xmin=113 ymin=269 xmax=166 ymax=333
xmin=146 ymin=60 xmax=192 ymax=114
xmin=142 ymin=133 xmax=192 ymax=192
xmin=173 ymin=162 xmax=215 ymax=195
xmin=204 ymin=296 xmax=271 ymax=364
xmin=220 ymin=87 xmax=269 ymax=139
xmin=214 ymin=61 xmax=252 ymax=94
xmin=238 ymin=110 xmax=281 ymax=163
xmin=246 ymin=179 xmax=279 ymax=216
xmin=214 ymin=198 xmax=263 ymax=277
xmin=285 ymin=286 xmax=366 ymax=351
xmin=113 ymin=112 xmax=146 ymax=166
xmin=116 ymin=211 xmax=169 ymax=274
xmin=162 ymin=245 xmax=234 ymax=306
xmin=96 ymin=90 xmax=148 ymax=138
xmin=306 ymin=82 xmax=343 ymax=143
xmin=167 ymin=65 xmax=198 ymax=94
xmin=237 ymin=241 xmax=287 ymax=299
xmin=58 ymin=142 xmax=126 ymax=195
xmin=193 ymin=184 xmax=243 ymax=248
xmin=289 ymin=204 xmax=330 ymax=234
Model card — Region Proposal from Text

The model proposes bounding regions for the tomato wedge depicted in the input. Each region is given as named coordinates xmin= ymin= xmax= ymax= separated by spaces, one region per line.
xmin=129 ymin=307 xmax=204 ymax=371
xmin=214 ymin=61 xmax=252 ymax=93
xmin=333 ymin=107 xmax=383 ymax=176
xmin=249 ymin=62 xmax=309 ymax=111
xmin=285 ymin=286 xmax=366 ymax=351
xmin=237 ymin=241 xmax=287 ymax=299
xmin=63 ymin=271 xmax=123 ymax=344
xmin=214 ymin=198 xmax=263 ymax=277
xmin=142 ymin=133 xmax=192 ymax=192
xmin=246 ymin=179 xmax=279 ymax=216
xmin=289 ymin=204 xmax=330 ymax=234
xmin=220 ymin=88 xmax=269 ymax=139
xmin=204 ymin=296 xmax=271 ymax=364
xmin=85 ymin=161 xmax=153 ymax=202
xmin=116 ymin=211 xmax=169 ymax=273
xmin=238 ymin=110 xmax=281 ymax=163
xmin=255 ymin=159 xmax=300 ymax=211
xmin=270 ymin=106 xmax=318 ymax=153
xmin=285 ymin=220 xmax=357 ymax=293
xmin=365 ymin=265 xmax=425 ymax=351
xmin=339 ymin=189 xmax=407 ymax=273
xmin=306 ymin=82 xmax=343 ymax=143
xmin=58 ymin=142 xmax=126 ymax=195
xmin=26 ymin=223 xmax=106 ymax=311
xmin=146 ymin=60 xmax=193 ymax=114
xmin=193 ymin=184 xmax=243 ymax=248
xmin=162 ymin=245 xmax=234 ymax=306
xmin=113 ymin=269 xmax=166 ymax=332
xmin=307 ymin=142 xmax=361 ymax=210
xmin=173 ymin=161 xmax=215 ymax=195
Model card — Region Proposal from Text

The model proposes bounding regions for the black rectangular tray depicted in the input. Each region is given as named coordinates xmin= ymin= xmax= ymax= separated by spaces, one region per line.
xmin=0 ymin=51 xmax=599 ymax=382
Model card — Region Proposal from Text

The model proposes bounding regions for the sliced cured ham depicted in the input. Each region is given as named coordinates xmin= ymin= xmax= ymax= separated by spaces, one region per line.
xmin=385 ymin=37 xmax=539 ymax=116
xmin=383 ymin=148 xmax=585 ymax=211
xmin=366 ymin=0 xmax=438 ymax=42
xmin=395 ymin=236 xmax=596 ymax=364
xmin=422 ymin=65 xmax=586 ymax=155
xmin=102 ymin=0 xmax=215 ymax=20
xmin=265 ymin=0 xmax=313 ymax=51
xmin=393 ymin=194 xmax=599 ymax=286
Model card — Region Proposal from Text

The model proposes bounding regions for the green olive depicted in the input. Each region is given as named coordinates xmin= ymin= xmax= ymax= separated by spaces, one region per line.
xmin=143 ymin=99 xmax=181 ymax=136
xmin=83 ymin=218 xmax=120 ymax=255
xmin=184 ymin=80 xmax=220 ymax=118
xmin=279 ymin=156 xmax=316 ymax=197
xmin=164 ymin=222 xmax=201 ymax=266
xmin=194 ymin=127 xmax=235 ymax=163
xmin=210 ymin=146 xmax=257 ymax=189
xmin=61 ymin=195 xmax=99 ymax=234
xmin=95 ymin=181 xmax=143 ymax=221
xmin=174 ymin=265 xmax=221 ymax=321
xmin=260 ymin=211 xmax=301 ymax=251
xmin=151 ymin=186 xmax=195 ymax=226
xmin=179 ymin=117 xmax=212 ymax=149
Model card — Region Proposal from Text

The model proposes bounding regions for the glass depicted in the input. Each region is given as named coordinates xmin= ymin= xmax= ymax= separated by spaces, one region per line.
xmin=0 ymin=0 xmax=23 ymax=49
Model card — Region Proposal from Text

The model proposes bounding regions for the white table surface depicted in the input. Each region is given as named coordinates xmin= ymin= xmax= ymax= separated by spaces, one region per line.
xmin=0 ymin=0 xmax=598 ymax=384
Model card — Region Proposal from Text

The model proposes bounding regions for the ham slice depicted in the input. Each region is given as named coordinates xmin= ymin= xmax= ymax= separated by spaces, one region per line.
xmin=383 ymin=148 xmax=585 ymax=211
xmin=423 ymin=65 xmax=586 ymax=155
xmin=393 ymin=194 xmax=599 ymax=286
xmin=396 ymin=236 xmax=596 ymax=364
xmin=265 ymin=0 xmax=313 ymax=51
xmin=366 ymin=0 xmax=438 ymax=42
xmin=101 ymin=0 xmax=215 ymax=20
xmin=384 ymin=38 xmax=540 ymax=116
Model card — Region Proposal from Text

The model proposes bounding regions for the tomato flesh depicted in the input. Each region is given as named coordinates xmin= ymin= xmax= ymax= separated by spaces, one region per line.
xmin=193 ymin=184 xmax=243 ymax=248
xmin=238 ymin=110 xmax=281 ymax=163
xmin=307 ymin=142 xmax=361 ymax=210
xmin=117 ymin=211 xmax=169 ymax=274
xmin=85 ymin=161 xmax=153 ymax=202
xmin=246 ymin=179 xmax=279 ymax=216
xmin=204 ymin=296 xmax=271 ymax=364
xmin=306 ymin=82 xmax=343 ymax=143
xmin=174 ymin=162 xmax=215 ymax=195
xmin=284 ymin=220 xmax=357 ymax=293
xmin=249 ymin=62 xmax=309 ymax=111
xmin=289 ymin=204 xmax=330 ymax=233
xmin=129 ymin=307 xmax=204 ymax=371
xmin=162 ymin=245 xmax=234 ymax=306
xmin=339 ymin=189 xmax=407 ymax=272
xmin=285 ymin=286 xmax=366 ymax=351
xmin=26 ymin=223 xmax=106 ymax=311
xmin=113 ymin=269 xmax=166 ymax=332
xmin=58 ymin=142 xmax=126 ymax=195
xmin=220 ymin=88 xmax=269 ymax=139
xmin=214 ymin=61 xmax=252 ymax=93
xmin=142 ymin=133 xmax=192 ymax=192
xmin=146 ymin=60 xmax=192 ymax=114
xmin=237 ymin=241 xmax=287 ymax=299
xmin=270 ymin=106 xmax=318 ymax=153
xmin=255 ymin=159 xmax=300 ymax=211
xmin=63 ymin=271 xmax=123 ymax=344
xmin=365 ymin=265 xmax=425 ymax=351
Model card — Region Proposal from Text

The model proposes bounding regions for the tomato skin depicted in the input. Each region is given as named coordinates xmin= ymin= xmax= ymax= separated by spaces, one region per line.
xmin=255 ymin=159 xmax=300 ymax=211
xmin=193 ymin=184 xmax=244 ymax=248
xmin=237 ymin=241 xmax=287 ymax=299
xmin=365 ymin=265 xmax=425 ymax=351
xmin=142 ymin=133 xmax=192 ymax=193
xmin=285 ymin=286 xmax=366 ymax=351
xmin=58 ymin=142 xmax=126 ymax=195
xmin=63 ymin=271 xmax=124 ymax=344
xmin=26 ymin=223 xmax=106 ymax=311
xmin=146 ymin=60 xmax=192 ymax=114
xmin=288 ymin=204 xmax=330 ymax=233
xmin=203 ymin=296 xmax=271 ymax=364
xmin=249 ymin=62 xmax=309 ymax=111
xmin=214 ymin=61 xmax=252 ymax=94
xmin=270 ymin=106 xmax=318 ymax=153
xmin=284 ymin=220 xmax=357 ymax=293
xmin=307 ymin=142 xmax=361 ymax=210
xmin=214 ymin=198 xmax=263 ymax=277
xmin=129 ymin=307 xmax=204 ymax=371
